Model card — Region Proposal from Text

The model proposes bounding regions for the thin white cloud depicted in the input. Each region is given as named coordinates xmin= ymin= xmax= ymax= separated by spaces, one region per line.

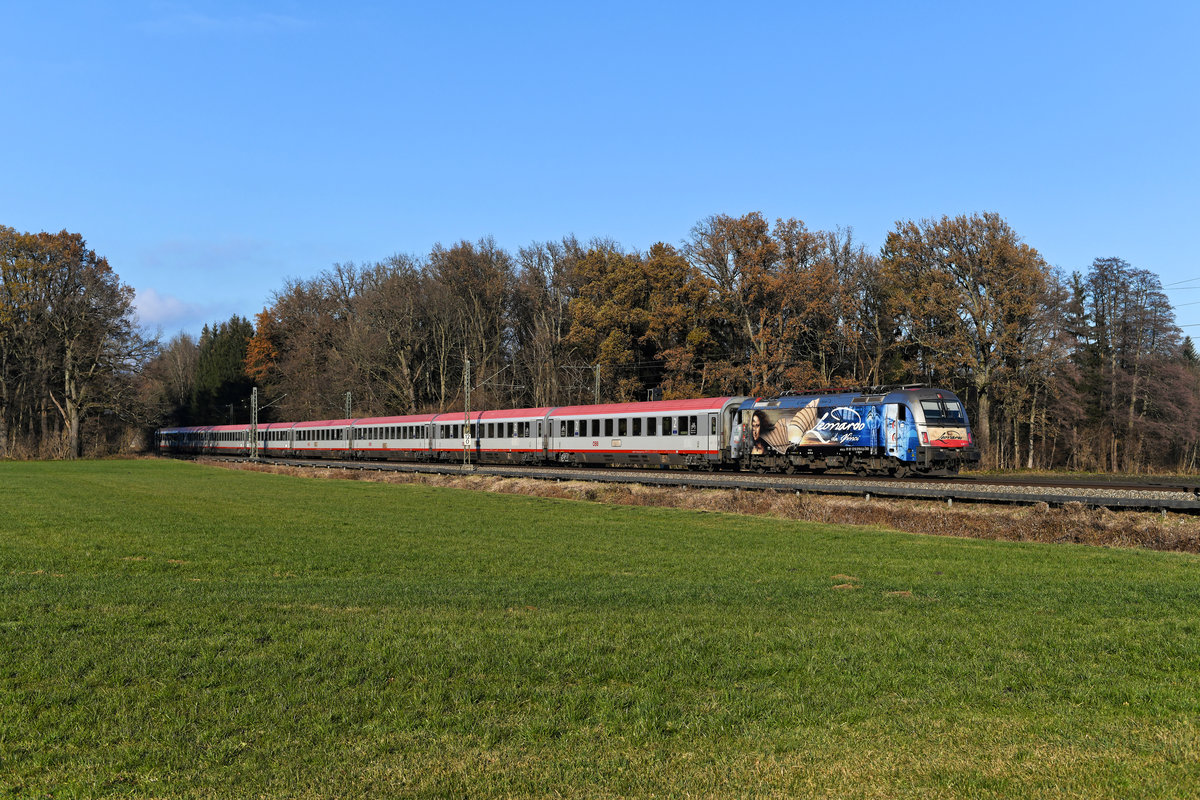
xmin=134 ymin=287 xmax=221 ymax=332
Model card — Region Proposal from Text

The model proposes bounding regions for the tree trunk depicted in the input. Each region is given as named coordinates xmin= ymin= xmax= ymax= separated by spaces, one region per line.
xmin=976 ymin=389 xmax=991 ymax=466
xmin=1026 ymin=387 xmax=1038 ymax=469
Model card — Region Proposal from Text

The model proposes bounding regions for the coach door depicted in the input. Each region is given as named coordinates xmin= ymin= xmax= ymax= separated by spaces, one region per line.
xmin=884 ymin=403 xmax=910 ymax=460
xmin=541 ymin=412 xmax=554 ymax=460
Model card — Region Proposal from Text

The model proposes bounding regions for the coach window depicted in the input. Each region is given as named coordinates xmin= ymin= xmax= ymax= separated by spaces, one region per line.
xmin=662 ymin=416 xmax=672 ymax=435
xmin=689 ymin=416 xmax=698 ymax=435
xmin=710 ymin=416 xmax=717 ymax=435
xmin=632 ymin=417 xmax=642 ymax=436
xmin=647 ymin=417 xmax=657 ymax=436
xmin=618 ymin=418 xmax=627 ymax=437
xmin=604 ymin=418 xmax=614 ymax=437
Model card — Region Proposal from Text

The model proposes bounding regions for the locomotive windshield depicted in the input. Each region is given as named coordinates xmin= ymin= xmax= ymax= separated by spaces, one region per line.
xmin=920 ymin=399 xmax=965 ymax=424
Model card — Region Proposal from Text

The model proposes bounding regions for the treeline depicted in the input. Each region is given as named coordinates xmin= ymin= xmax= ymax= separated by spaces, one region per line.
xmin=0 ymin=226 xmax=152 ymax=458
xmin=4 ymin=213 xmax=1198 ymax=470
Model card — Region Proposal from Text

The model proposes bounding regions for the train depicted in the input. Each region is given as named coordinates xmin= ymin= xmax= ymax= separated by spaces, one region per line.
xmin=156 ymin=386 xmax=980 ymax=477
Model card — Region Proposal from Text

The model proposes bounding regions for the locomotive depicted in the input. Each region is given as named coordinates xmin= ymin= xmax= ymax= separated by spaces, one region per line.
xmin=157 ymin=386 xmax=979 ymax=477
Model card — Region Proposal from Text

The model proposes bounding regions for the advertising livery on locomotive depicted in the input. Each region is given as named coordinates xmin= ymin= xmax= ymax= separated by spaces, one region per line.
xmin=156 ymin=386 xmax=979 ymax=477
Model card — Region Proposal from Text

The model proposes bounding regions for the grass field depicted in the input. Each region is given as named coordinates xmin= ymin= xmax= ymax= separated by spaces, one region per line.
xmin=2 ymin=460 xmax=1198 ymax=798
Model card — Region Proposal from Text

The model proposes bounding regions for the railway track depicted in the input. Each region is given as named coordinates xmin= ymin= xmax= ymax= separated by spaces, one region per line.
xmin=193 ymin=456 xmax=1200 ymax=515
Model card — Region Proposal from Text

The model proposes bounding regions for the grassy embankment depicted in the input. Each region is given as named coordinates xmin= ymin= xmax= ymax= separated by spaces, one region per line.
xmin=2 ymin=460 xmax=1198 ymax=798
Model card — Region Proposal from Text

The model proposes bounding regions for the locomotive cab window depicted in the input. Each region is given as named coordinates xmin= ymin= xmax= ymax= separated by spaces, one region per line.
xmin=920 ymin=399 xmax=965 ymax=424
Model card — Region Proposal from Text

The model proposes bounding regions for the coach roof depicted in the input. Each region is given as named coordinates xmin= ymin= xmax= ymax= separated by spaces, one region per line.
xmin=550 ymin=397 xmax=733 ymax=417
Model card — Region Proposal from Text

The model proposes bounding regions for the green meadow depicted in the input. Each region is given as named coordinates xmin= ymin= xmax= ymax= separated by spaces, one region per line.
xmin=1 ymin=460 xmax=1198 ymax=798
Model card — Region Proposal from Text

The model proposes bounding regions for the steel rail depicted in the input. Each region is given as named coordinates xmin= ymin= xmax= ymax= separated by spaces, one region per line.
xmin=182 ymin=455 xmax=1200 ymax=515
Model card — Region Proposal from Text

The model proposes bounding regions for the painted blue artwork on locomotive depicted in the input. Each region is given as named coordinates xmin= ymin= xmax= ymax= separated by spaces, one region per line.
xmin=731 ymin=386 xmax=978 ymax=476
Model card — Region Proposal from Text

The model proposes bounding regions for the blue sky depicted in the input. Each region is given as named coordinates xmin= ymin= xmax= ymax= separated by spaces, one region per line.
xmin=4 ymin=1 xmax=1199 ymax=337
